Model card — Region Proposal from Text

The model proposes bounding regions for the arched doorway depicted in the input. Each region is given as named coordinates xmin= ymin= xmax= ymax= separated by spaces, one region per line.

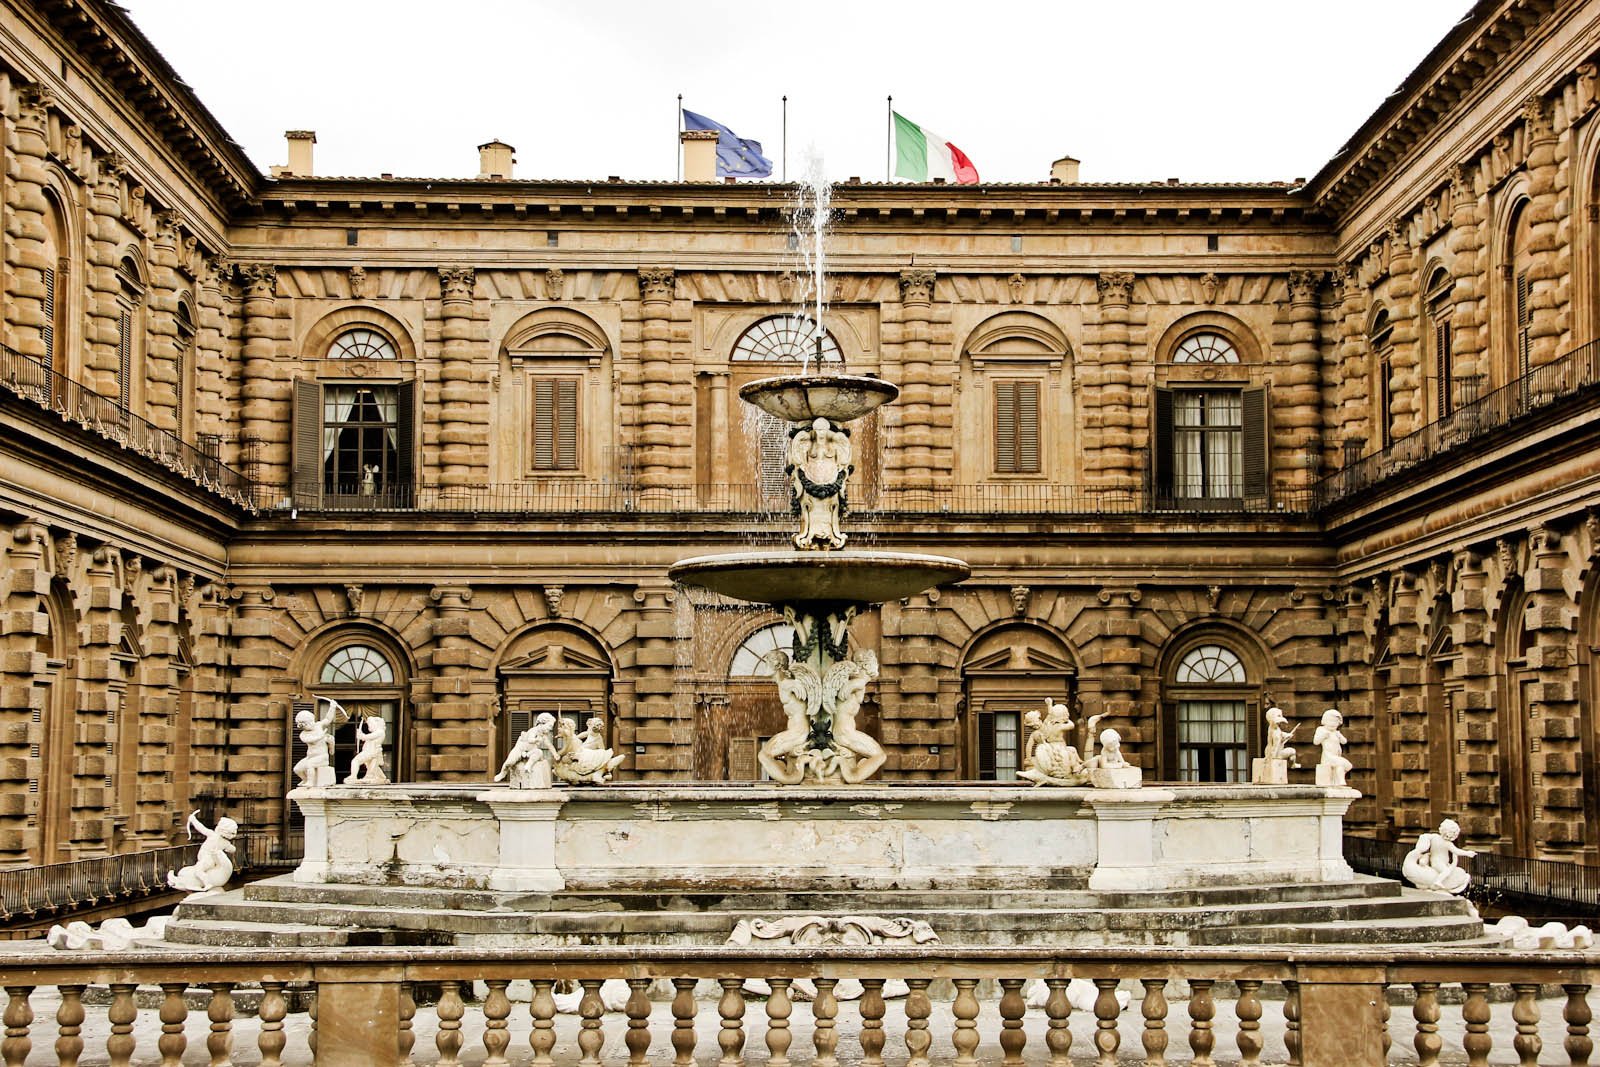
xmin=960 ymin=625 xmax=1078 ymax=781
xmin=33 ymin=583 xmax=77 ymax=862
xmin=305 ymin=639 xmax=410 ymax=784
xmin=496 ymin=625 xmax=615 ymax=769
xmin=1160 ymin=639 xmax=1258 ymax=782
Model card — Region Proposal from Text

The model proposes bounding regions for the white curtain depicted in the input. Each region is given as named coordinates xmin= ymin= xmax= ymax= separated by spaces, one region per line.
xmin=322 ymin=386 xmax=364 ymax=463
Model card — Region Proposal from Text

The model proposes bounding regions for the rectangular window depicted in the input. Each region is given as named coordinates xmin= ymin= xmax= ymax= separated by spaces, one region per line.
xmin=1177 ymin=699 xmax=1247 ymax=782
xmin=322 ymin=384 xmax=399 ymax=494
xmin=532 ymin=377 xmax=579 ymax=471
xmin=992 ymin=380 xmax=1040 ymax=474
xmin=1172 ymin=391 xmax=1241 ymax=499
xmin=977 ymin=709 xmax=1021 ymax=781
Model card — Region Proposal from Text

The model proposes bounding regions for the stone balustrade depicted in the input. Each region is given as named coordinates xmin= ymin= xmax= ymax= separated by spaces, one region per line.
xmin=2 ymin=944 xmax=1597 ymax=1066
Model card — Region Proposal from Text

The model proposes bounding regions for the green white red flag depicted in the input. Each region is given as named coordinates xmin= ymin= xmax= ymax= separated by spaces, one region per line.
xmin=892 ymin=111 xmax=979 ymax=184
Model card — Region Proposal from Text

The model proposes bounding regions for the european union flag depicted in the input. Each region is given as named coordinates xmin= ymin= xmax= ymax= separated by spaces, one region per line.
xmin=682 ymin=108 xmax=774 ymax=179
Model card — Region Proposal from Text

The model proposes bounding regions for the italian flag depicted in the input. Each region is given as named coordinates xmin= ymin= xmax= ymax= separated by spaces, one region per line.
xmin=893 ymin=111 xmax=980 ymax=184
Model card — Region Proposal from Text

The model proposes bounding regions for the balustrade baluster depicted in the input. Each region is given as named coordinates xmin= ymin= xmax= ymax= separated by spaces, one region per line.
xmin=716 ymin=978 xmax=746 ymax=1067
xmin=1235 ymin=979 xmax=1263 ymax=1066
xmin=1512 ymin=983 xmax=1542 ymax=1066
xmin=998 ymin=978 xmax=1026 ymax=1067
xmin=399 ymin=983 xmax=416 ymax=1064
xmin=1564 ymin=983 xmax=1593 ymax=1065
xmin=814 ymin=977 xmax=840 ymax=1067
xmin=1410 ymin=980 xmax=1441 ymax=1066
xmin=1282 ymin=980 xmax=1301 ymax=1067
xmin=903 ymin=978 xmax=932 ymax=1067
xmin=530 ymin=979 xmax=557 ymax=1067
xmin=158 ymin=983 xmax=188 ymax=1067
xmin=578 ymin=979 xmax=606 ymax=1067
xmin=436 ymin=979 xmax=465 ymax=1066
xmin=56 ymin=984 xmax=86 ymax=1067
xmin=257 ymin=982 xmax=286 ymax=1067
xmin=482 ymin=979 xmax=512 ymax=1067
xmin=951 ymin=978 xmax=981 ymax=1067
xmin=1138 ymin=977 xmax=1168 ymax=1066
xmin=859 ymin=979 xmax=886 ymax=1067
xmin=1463 ymin=982 xmax=1493 ymax=1067
xmin=672 ymin=978 xmax=698 ymax=1067
xmin=625 ymin=978 xmax=653 ymax=1066
xmin=108 ymin=982 xmax=138 ymax=1067
xmin=1093 ymin=978 xmax=1122 ymax=1067
xmin=205 ymin=984 xmax=233 ymax=1067
xmin=2 ymin=986 xmax=32 ymax=1067
xmin=1044 ymin=978 xmax=1072 ymax=1067
xmin=1188 ymin=979 xmax=1216 ymax=1067
xmin=767 ymin=978 xmax=794 ymax=1067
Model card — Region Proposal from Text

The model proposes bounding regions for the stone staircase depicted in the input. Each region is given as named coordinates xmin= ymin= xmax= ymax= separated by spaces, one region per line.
xmin=165 ymin=874 xmax=1491 ymax=949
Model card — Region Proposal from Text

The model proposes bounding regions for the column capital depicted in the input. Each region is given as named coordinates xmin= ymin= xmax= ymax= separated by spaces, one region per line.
xmin=1095 ymin=271 xmax=1134 ymax=306
xmin=438 ymin=266 xmax=476 ymax=300
xmin=430 ymin=585 xmax=473 ymax=608
xmin=637 ymin=267 xmax=675 ymax=302
xmin=898 ymin=268 xmax=936 ymax=304
xmin=237 ymin=263 xmax=278 ymax=298
xmin=1287 ymin=270 xmax=1325 ymax=307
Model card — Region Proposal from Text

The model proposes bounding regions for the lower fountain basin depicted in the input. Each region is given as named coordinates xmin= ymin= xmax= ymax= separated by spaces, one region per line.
xmin=670 ymin=550 xmax=970 ymax=605
xmin=739 ymin=374 xmax=899 ymax=424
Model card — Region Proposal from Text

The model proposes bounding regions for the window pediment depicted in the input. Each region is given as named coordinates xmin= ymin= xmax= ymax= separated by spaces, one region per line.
xmin=499 ymin=644 xmax=611 ymax=675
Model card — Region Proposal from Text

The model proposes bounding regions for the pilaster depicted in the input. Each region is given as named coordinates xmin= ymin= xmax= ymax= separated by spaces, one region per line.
xmin=145 ymin=212 xmax=183 ymax=433
xmin=1525 ymin=524 xmax=1582 ymax=849
xmin=426 ymin=585 xmax=488 ymax=778
xmin=7 ymin=86 xmax=53 ymax=363
xmin=437 ymin=267 xmax=481 ymax=487
xmin=1086 ymin=272 xmax=1136 ymax=484
xmin=1281 ymin=270 xmax=1324 ymax=487
xmin=85 ymin=153 xmax=126 ymax=395
xmin=1334 ymin=268 xmax=1371 ymax=452
xmin=894 ymin=268 xmax=938 ymax=488
xmin=635 ymin=269 xmax=686 ymax=489
xmin=0 ymin=523 xmax=51 ymax=861
xmin=1447 ymin=163 xmax=1486 ymax=402
xmin=1452 ymin=550 xmax=1498 ymax=839
xmin=628 ymin=582 xmax=689 ymax=778
xmin=1386 ymin=224 xmax=1422 ymax=440
xmin=237 ymin=265 xmax=282 ymax=489
xmin=1522 ymin=96 xmax=1562 ymax=368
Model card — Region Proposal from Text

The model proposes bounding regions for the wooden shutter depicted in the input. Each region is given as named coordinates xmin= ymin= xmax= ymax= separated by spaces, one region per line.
xmin=41 ymin=267 xmax=56 ymax=375
xmin=556 ymin=378 xmax=578 ymax=470
xmin=1435 ymin=319 xmax=1452 ymax=417
xmin=394 ymin=380 xmax=416 ymax=497
xmin=174 ymin=346 xmax=186 ymax=436
xmin=977 ymin=710 xmax=997 ymax=779
xmin=1241 ymin=385 xmax=1268 ymax=501
xmin=291 ymin=378 xmax=321 ymax=507
xmin=118 ymin=308 xmax=132 ymax=408
xmin=1016 ymin=381 xmax=1040 ymax=473
xmin=1152 ymin=387 xmax=1174 ymax=497
xmin=994 ymin=383 xmax=1016 ymax=473
xmin=1515 ymin=271 xmax=1531 ymax=380
xmin=992 ymin=380 xmax=1040 ymax=475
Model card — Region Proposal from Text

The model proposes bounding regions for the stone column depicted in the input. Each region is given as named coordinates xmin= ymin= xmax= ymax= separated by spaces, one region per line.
xmin=0 ymin=523 xmax=51 ymax=862
xmin=636 ymin=269 xmax=680 ymax=489
xmin=1281 ymin=271 xmax=1324 ymax=487
xmin=194 ymin=257 xmax=229 ymax=444
xmin=1087 ymin=586 xmax=1143 ymax=760
xmin=879 ymin=592 xmax=951 ymax=779
xmin=145 ymin=212 xmax=183 ymax=433
xmin=76 ymin=545 xmax=124 ymax=852
xmin=1089 ymin=272 xmax=1136 ymax=484
xmin=1334 ymin=267 xmax=1371 ymax=454
xmin=139 ymin=565 xmax=180 ymax=842
xmin=1525 ymin=524 xmax=1582 ymax=850
xmin=895 ymin=269 xmax=937 ymax=489
xmin=237 ymin=266 xmax=281 ymax=490
xmin=1386 ymin=571 xmax=1427 ymax=836
xmin=85 ymin=153 xmax=126 ymax=395
xmin=437 ymin=267 xmax=479 ymax=488
xmin=1452 ymin=550 xmax=1497 ymax=840
xmin=425 ymin=586 xmax=479 ymax=779
xmin=629 ymin=582 xmax=687 ymax=778
xmin=226 ymin=585 xmax=284 ymax=815
xmin=1447 ymin=163 xmax=1485 ymax=406
xmin=1523 ymin=96 xmax=1562 ymax=368
xmin=6 ymin=86 xmax=53 ymax=362
xmin=703 ymin=370 xmax=731 ymax=497
xmin=1386 ymin=224 xmax=1421 ymax=439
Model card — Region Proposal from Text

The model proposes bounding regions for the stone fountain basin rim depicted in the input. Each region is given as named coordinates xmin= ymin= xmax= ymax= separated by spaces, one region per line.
xmin=738 ymin=373 xmax=900 ymax=424
xmin=669 ymin=549 xmax=970 ymax=606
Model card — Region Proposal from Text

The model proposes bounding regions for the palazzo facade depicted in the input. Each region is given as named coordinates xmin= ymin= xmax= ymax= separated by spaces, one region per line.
xmin=5 ymin=0 xmax=1600 ymax=884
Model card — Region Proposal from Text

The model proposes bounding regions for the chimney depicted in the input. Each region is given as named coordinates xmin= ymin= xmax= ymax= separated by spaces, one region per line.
xmin=282 ymin=130 xmax=315 ymax=177
xmin=478 ymin=139 xmax=516 ymax=180
xmin=1050 ymin=155 xmax=1080 ymax=184
xmin=681 ymin=129 xmax=718 ymax=182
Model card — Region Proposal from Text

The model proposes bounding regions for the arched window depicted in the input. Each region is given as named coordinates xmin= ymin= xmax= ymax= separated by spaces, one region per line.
xmin=116 ymin=254 xmax=146 ymax=411
xmin=719 ymin=621 xmax=806 ymax=781
xmin=40 ymin=193 xmax=68 ymax=381
xmin=729 ymin=623 xmax=797 ymax=677
xmin=1506 ymin=200 xmax=1535 ymax=388
xmin=731 ymin=316 xmax=842 ymax=363
xmin=961 ymin=624 xmax=1078 ymax=781
xmin=1163 ymin=641 xmax=1255 ymax=782
xmin=320 ymin=644 xmax=395 ymax=684
xmin=306 ymin=640 xmax=407 ymax=784
xmin=1172 ymin=332 xmax=1240 ymax=364
xmin=1369 ymin=308 xmax=1396 ymax=449
xmin=328 ymin=328 xmax=399 ymax=361
xmin=175 ymin=299 xmax=196 ymax=440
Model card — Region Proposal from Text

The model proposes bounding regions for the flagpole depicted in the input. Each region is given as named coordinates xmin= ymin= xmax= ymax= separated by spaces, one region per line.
xmin=676 ymin=94 xmax=682 ymax=181
xmin=885 ymin=95 xmax=892 ymax=182
xmin=781 ymin=95 xmax=788 ymax=183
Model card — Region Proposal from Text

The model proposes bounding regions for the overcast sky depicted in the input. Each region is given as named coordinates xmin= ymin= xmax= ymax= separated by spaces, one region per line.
xmin=119 ymin=1 xmax=1473 ymax=186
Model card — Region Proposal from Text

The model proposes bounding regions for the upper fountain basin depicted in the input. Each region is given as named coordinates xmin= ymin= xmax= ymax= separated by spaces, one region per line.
xmin=670 ymin=550 xmax=970 ymax=606
xmin=739 ymin=374 xmax=899 ymax=424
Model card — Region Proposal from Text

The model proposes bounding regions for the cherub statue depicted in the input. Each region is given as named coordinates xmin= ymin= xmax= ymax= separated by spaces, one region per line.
xmin=167 ymin=811 xmax=239 ymax=894
xmin=552 ymin=715 xmax=626 ymax=784
xmin=1402 ymin=818 xmax=1476 ymax=895
xmin=1312 ymin=707 xmax=1352 ymax=787
xmin=495 ymin=712 xmax=556 ymax=789
xmin=1087 ymin=728 xmax=1128 ymax=770
xmin=292 ymin=697 xmax=342 ymax=789
xmin=360 ymin=464 xmax=379 ymax=495
xmin=1018 ymin=698 xmax=1086 ymax=786
xmin=345 ymin=713 xmax=388 ymax=784
xmin=824 ymin=650 xmax=885 ymax=784
xmin=1263 ymin=706 xmax=1299 ymax=767
xmin=758 ymin=651 xmax=822 ymax=785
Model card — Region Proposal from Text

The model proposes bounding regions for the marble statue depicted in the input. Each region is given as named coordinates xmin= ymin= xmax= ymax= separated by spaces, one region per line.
xmin=552 ymin=715 xmax=626 ymax=785
xmin=360 ymin=464 xmax=379 ymax=495
xmin=495 ymin=712 xmax=556 ymax=789
xmin=1018 ymin=698 xmax=1085 ymax=786
xmin=788 ymin=417 xmax=851 ymax=550
xmin=824 ymin=650 xmax=885 ymax=784
xmin=166 ymin=811 xmax=239 ymax=893
xmin=1253 ymin=706 xmax=1299 ymax=784
xmin=759 ymin=651 xmax=823 ymax=785
xmin=292 ymin=697 xmax=342 ymax=789
xmin=345 ymin=713 xmax=388 ymax=784
xmin=1312 ymin=707 xmax=1352 ymax=788
xmin=1402 ymin=818 xmax=1476 ymax=894
xmin=1086 ymin=727 xmax=1142 ymax=788
xmin=49 ymin=916 xmax=169 ymax=952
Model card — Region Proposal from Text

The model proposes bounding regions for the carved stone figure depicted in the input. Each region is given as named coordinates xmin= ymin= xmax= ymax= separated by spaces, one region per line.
xmin=292 ymin=698 xmax=341 ymax=789
xmin=1086 ymin=727 xmax=1141 ymax=788
xmin=495 ymin=712 xmax=556 ymax=790
xmin=1018 ymin=698 xmax=1087 ymax=787
xmin=758 ymin=651 xmax=822 ymax=786
xmin=1402 ymin=818 xmax=1476 ymax=895
xmin=788 ymin=417 xmax=851 ymax=550
xmin=167 ymin=811 xmax=239 ymax=894
xmin=728 ymin=914 xmax=940 ymax=947
xmin=345 ymin=714 xmax=388 ymax=785
xmin=49 ymin=916 xmax=170 ymax=952
xmin=1312 ymin=708 xmax=1353 ymax=788
xmin=824 ymin=650 xmax=885 ymax=785
xmin=552 ymin=715 xmax=626 ymax=785
xmin=1263 ymin=706 xmax=1298 ymax=765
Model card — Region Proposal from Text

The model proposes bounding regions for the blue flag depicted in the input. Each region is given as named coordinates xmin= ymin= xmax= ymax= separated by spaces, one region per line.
xmin=682 ymin=108 xmax=773 ymax=179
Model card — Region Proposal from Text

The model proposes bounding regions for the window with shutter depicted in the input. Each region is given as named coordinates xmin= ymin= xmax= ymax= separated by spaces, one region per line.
xmin=1435 ymin=319 xmax=1453 ymax=417
xmin=118 ymin=308 xmax=132 ymax=408
xmin=1515 ymin=271 xmax=1531 ymax=381
xmin=532 ymin=376 xmax=580 ymax=471
xmin=975 ymin=709 xmax=1021 ymax=781
xmin=292 ymin=378 xmax=322 ymax=507
xmin=41 ymin=267 xmax=56 ymax=375
xmin=1241 ymin=385 xmax=1267 ymax=501
xmin=1168 ymin=389 xmax=1243 ymax=501
xmin=992 ymin=380 xmax=1041 ymax=474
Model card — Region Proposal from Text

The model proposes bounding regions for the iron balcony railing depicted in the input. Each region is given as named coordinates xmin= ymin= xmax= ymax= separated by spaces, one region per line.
xmin=1315 ymin=337 xmax=1600 ymax=509
xmin=0 ymin=343 xmax=262 ymax=511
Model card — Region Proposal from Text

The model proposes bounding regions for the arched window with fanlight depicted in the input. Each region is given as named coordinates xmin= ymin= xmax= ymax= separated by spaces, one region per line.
xmin=298 ymin=639 xmax=409 ymax=787
xmin=718 ymin=621 xmax=807 ymax=781
xmin=1172 ymin=332 xmax=1240 ymax=365
xmin=1161 ymin=640 xmax=1257 ymax=782
xmin=731 ymin=316 xmax=842 ymax=364
xmin=1424 ymin=267 xmax=1457 ymax=420
xmin=291 ymin=325 xmax=415 ymax=507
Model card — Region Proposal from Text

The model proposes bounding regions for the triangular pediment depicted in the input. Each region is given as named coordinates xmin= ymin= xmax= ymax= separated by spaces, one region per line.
xmin=500 ymin=644 xmax=611 ymax=675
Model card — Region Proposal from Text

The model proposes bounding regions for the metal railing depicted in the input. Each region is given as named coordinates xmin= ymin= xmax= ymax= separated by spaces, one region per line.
xmin=0 ymin=343 xmax=262 ymax=511
xmin=1347 ymin=834 xmax=1600 ymax=917
xmin=1316 ymin=337 xmax=1600 ymax=509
